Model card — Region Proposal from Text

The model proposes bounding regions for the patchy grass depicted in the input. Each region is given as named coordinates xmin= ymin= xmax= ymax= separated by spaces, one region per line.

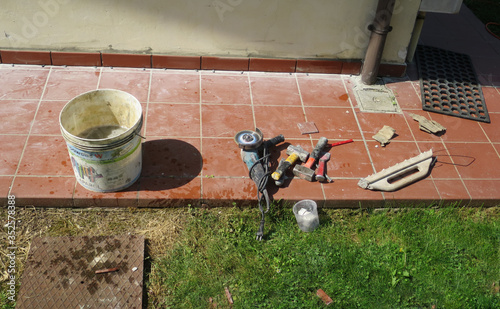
xmin=1 ymin=205 xmax=499 ymax=308
xmin=0 ymin=207 xmax=185 ymax=309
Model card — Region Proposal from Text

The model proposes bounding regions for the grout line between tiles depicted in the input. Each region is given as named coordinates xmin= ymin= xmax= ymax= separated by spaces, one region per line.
xmin=341 ymin=76 xmax=377 ymax=175
xmin=439 ymin=142 xmax=473 ymax=202
xmin=135 ymin=69 xmax=154 ymax=204
xmin=95 ymin=66 xmax=103 ymax=88
xmin=199 ymin=71 xmax=204 ymax=201
xmin=9 ymin=67 xmax=53 ymax=197
xmin=294 ymin=73 xmax=326 ymax=202
xmin=402 ymin=110 xmax=443 ymax=200
xmin=342 ymin=76 xmax=388 ymax=200
xmin=247 ymin=73 xmax=258 ymax=129
xmin=478 ymin=122 xmax=500 ymax=160
xmin=142 ymin=70 xmax=153 ymax=138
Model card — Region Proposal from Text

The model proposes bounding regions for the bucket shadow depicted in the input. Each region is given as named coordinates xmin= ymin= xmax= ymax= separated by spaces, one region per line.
xmin=140 ymin=139 xmax=203 ymax=190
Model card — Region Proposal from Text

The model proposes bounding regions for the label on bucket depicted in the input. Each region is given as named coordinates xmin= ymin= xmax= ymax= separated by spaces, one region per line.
xmin=67 ymin=139 xmax=139 ymax=164
xmin=67 ymin=135 xmax=142 ymax=192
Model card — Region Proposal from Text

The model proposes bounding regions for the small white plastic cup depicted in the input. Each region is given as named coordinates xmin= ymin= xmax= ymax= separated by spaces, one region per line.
xmin=293 ymin=200 xmax=319 ymax=232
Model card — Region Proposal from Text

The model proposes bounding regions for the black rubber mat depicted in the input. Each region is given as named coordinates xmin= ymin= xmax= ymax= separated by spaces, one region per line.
xmin=416 ymin=45 xmax=490 ymax=123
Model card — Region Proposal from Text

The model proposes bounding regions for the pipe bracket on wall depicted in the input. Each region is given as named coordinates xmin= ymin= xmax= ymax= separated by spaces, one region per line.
xmin=367 ymin=24 xmax=393 ymax=35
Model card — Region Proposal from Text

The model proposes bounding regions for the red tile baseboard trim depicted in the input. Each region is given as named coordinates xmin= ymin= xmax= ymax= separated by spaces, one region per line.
xmin=1 ymin=50 xmax=52 ymax=65
xmin=51 ymin=52 xmax=101 ymax=66
xmin=0 ymin=49 xmax=407 ymax=77
xmin=201 ymin=56 xmax=249 ymax=71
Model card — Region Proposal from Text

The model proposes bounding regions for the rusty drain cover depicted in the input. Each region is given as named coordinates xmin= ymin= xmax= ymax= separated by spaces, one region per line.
xmin=16 ymin=235 xmax=144 ymax=309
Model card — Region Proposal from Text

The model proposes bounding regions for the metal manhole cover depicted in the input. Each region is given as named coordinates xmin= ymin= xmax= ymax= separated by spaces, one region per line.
xmin=16 ymin=235 xmax=144 ymax=309
xmin=416 ymin=45 xmax=490 ymax=123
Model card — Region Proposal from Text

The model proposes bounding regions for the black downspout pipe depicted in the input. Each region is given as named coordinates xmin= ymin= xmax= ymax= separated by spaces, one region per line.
xmin=361 ymin=0 xmax=396 ymax=85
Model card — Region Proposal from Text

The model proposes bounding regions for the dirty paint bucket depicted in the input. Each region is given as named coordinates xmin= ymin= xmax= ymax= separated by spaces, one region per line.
xmin=293 ymin=200 xmax=319 ymax=232
xmin=60 ymin=89 xmax=143 ymax=192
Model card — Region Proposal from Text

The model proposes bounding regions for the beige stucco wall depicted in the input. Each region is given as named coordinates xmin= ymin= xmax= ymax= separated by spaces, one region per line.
xmin=0 ymin=0 xmax=421 ymax=64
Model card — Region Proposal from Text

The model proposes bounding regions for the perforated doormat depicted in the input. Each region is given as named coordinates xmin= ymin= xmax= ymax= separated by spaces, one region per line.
xmin=16 ymin=235 xmax=144 ymax=309
xmin=416 ymin=45 xmax=490 ymax=123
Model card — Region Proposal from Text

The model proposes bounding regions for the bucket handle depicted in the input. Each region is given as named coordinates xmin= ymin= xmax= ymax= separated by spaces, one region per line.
xmin=135 ymin=132 xmax=146 ymax=140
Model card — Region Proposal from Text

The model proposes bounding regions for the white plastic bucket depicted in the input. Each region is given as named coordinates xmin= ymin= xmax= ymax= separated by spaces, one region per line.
xmin=293 ymin=200 xmax=320 ymax=232
xmin=60 ymin=89 xmax=143 ymax=192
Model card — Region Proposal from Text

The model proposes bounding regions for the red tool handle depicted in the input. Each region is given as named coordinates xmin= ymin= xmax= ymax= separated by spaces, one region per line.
xmin=303 ymin=157 xmax=316 ymax=169
xmin=328 ymin=139 xmax=353 ymax=147
xmin=316 ymin=160 xmax=326 ymax=180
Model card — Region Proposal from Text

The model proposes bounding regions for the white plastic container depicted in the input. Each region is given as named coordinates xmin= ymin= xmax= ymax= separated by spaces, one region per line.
xmin=60 ymin=89 xmax=143 ymax=192
xmin=293 ymin=200 xmax=320 ymax=232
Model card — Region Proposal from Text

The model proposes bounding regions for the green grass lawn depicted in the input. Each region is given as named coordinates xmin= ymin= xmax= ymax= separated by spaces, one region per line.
xmin=0 ymin=205 xmax=498 ymax=308
xmin=149 ymin=205 xmax=499 ymax=308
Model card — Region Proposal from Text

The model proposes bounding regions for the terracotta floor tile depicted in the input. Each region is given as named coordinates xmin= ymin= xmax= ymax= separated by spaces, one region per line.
xmin=383 ymin=179 xmax=440 ymax=203
xmin=250 ymin=76 xmax=301 ymax=106
xmin=323 ymin=179 xmax=385 ymax=208
xmin=427 ymin=113 xmax=489 ymax=143
xmin=480 ymin=113 xmax=500 ymax=143
xmin=356 ymin=111 xmax=415 ymax=142
xmin=142 ymin=138 xmax=202 ymax=178
xmin=463 ymin=179 xmax=500 ymax=206
xmin=272 ymin=177 xmax=325 ymax=202
xmin=0 ymin=135 xmax=27 ymax=175
xmin=31 ymin=101 xmax=67 ymax=135
xmin=385 ymin=79 xmax=422 ymax=110
xmin=99 ymin=71 xmax=150 ymax=102
xmin=202 ymin=177 xmax=258 ymax=207
xmin=444 ymin=142 xmax=500 ymax=179
xmin=43 ymin=69 xmax=100 ymax=100
xmin=297 ymin=76 xmax=351 ymax=107
xmin=0 ymin=100 xmax=38 ymax=134
xmin=146 ymin=103 xmax=200 ymax=137
xmin=11 ymin=176 xmax=75 ymax=207
xmin=17 ymin=136 xmax=73 ymax=176
xmin=416 ymin=143 xmax=460 ymax=179
xmin=303 ymin=107 xmax=362 ymax=140
xmin=326 ymin=140 xmax=374 ymax=178
xmin=0 ymin=68 xmax=49 ymax=100
xmin=73 ymin=182 xmax=139 ymax=207
xmin=433 ymin=179 xmax=471 ymax=202
xmin=201 ymin=74 xmax=251 ymax=105
xmin=482 ymin=87 xmax=500 ymax=112
xmin=0 ymin=176 xmax=13 ymax=202
xmin=149 ymin=72 xmax=200 ymax=103
xmin=202 ymin=138 xmax=249 ymax=177
xmin=201 ymin=104 xmax=254 ymax=138
xmin=138 ymin=177 xmax=201 ymax=207
xmin=365 ymin=141 xmax=421 ymax=172
xmin=254 ymin=105 xmax=308 ymax=139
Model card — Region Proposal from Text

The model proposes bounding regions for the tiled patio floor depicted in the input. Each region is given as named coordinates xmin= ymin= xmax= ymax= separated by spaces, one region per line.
xmin=1 ymin=5 xmax=499 ymax=208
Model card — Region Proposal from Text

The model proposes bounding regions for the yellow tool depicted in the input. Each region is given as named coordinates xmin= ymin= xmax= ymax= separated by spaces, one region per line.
xmin=271 ymin=145 xmax=309 ymax=181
